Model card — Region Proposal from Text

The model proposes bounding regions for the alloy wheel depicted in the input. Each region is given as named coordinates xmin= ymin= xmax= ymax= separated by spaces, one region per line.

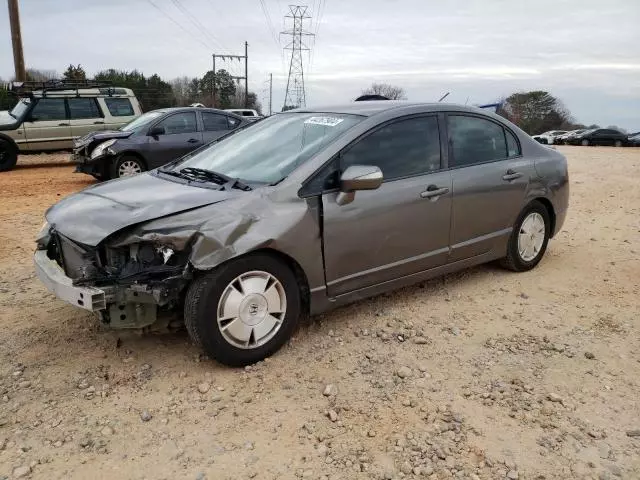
xmin=118 ymin=160 xmax=143 ymax=177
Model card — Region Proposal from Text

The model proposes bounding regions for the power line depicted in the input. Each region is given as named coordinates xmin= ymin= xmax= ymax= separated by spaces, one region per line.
xmin=258 ymin=0 xmax=280 ymax=50
xmin=169 ymin=0 xmax=231 ymax=54
xmin=145 ymin=0 xmax=212 ymax=51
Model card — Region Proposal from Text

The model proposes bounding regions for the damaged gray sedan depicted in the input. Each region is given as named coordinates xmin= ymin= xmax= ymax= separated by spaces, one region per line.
xmin=34 ymin=101 xmax=569 ymax=366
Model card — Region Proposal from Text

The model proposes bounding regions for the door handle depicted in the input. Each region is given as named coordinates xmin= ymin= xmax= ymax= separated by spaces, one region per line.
xmin=93 ymin=121 xmax=104 ymax=124
xmin=187 ymin=138 xmax=199 ymax=143
xmin=502 ymin=169 xmax=523 ymax=181
xmin=420 ymin=185 xmax=449 ymax=199
xmin=58 ymin=123 xmax=69 ymax=126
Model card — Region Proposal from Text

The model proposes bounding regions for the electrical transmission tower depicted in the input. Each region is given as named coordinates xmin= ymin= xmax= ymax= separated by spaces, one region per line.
xmin=281 ymin=5 xmax=314 ymax=111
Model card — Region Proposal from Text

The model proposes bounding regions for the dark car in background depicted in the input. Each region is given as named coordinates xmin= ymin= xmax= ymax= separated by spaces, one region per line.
xmin=73 ymin=107 xmax=249 ymax=180
xmin=628 ymin=132 xmax=640 ymax=146
xmin=566 ymin=128 xmax=628 ymax=147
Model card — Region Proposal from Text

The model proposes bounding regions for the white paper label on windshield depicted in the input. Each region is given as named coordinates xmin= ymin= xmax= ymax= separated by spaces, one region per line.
xmin=304 ymin=116 xmax=344 ymax=127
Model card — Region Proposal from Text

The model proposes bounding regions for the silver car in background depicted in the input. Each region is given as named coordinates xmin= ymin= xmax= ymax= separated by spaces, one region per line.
xmin=34 ymin=101 xmax=569 ymax=366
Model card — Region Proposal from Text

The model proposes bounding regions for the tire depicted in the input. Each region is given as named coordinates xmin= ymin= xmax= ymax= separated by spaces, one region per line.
xmin=614 ymin=140 xmax=622 ymax=147
xmin=500 ymin=200 xmax=551 ymax=272
xmin=0 ymin=140 xmax=18 ymax=172
xmin=110 ymin=154 xmax=146 ymax=179
xmin=581 ymin=139 xmax=589 ymax=146
xmin=184 ymin=253 xmax=302 ymax=367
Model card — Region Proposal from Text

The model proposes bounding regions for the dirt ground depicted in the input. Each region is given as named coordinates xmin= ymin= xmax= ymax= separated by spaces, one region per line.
xmin=0 ymin=147 xmax=639 ymax=480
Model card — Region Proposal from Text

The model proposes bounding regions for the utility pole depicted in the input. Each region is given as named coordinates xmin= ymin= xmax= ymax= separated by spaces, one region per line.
xmin=281 ymin=6 xmax=314 ymax=110
xmin=8 ymin=0 xmax=26 ymax=81
xmin=269 ymin=73 xmax=273 ymax=116
xmin=244 ymin=41 xmax=249 ymax=108
xmin=212 ymin=54 xmax=216 ymax=107
xmin=211 ymin=43 xmax=248 ymax=109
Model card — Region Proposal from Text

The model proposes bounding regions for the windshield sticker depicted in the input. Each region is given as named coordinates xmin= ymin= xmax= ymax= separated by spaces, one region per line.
xmin=304 ymin=116 xmax=344 ymax=127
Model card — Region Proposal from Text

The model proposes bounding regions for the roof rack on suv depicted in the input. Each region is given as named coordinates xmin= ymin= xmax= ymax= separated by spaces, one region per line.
xmin=4 ymin=79 xmax=125 ymax=98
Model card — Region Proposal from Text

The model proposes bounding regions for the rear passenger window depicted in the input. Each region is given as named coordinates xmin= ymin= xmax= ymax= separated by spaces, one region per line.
xmin=68 ymin=98 xmax=102 ymax=119
xmin=104 ymin=98 xmax=134 ymax=117
xmin=448 ymin=115 xmax=507 ymax=167
xmin=202 ymin=112 xmax=230 ymax=131
xmin=30 ymin=99 xmax=66 ymax=121
xmin=341 ymin=116 xmax=441 ymax=181
xmin=505 ymin=129 xmax=520 ymax=157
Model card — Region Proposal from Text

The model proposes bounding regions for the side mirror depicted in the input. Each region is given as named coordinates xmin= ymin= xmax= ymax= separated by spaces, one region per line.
xmin=336 ymin=165 xmax=383 ymax=206
xmin=148 ymin=125 xmax=165 ymax=136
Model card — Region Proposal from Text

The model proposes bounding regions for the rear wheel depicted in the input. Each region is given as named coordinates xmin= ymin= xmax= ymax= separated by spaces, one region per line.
xmin=0 ymin=140 xmax=18 ymax=172
xmin=184 ymin=253 xmax=301 ymax=367
xmin=111 ymin=154 xmax=146 ymax=179
xmin=501 ymin=201 xmax=551 ymax=272
xmin=581 ymin=139 xmax=589 ymax=146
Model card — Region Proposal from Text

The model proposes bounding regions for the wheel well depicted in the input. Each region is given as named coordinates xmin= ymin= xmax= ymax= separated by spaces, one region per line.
xmin=191 ymin=248 xmax=311 ymax=316
xmin=0 ymin=134 xmax=18 ymax=152
xmin=534 ymin=197 xmax=556 ymax=237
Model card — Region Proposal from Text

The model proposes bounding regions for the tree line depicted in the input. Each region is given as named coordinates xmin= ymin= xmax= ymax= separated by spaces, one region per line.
xmin=0 ymin=64 xmax=262 ymax=113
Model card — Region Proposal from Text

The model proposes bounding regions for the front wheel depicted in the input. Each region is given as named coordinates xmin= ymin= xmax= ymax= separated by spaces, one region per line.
xmin=0 ymin=140 xmax=18 ymax=172
xmin=581 ymin=139 xmax=589 ymax=146
xmin=614 ymin=140 xmax=623 ymax=147
xmin=111 ymin=155 xmax=146 ymax=179
xmin=501 ymin=201 xmax=551 ymax=272
xmin=184 ymin=254 xmax=302 ymax=367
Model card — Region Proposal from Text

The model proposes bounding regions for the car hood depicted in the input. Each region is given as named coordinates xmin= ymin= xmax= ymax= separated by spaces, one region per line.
xmin=45 ymin=173 xmax=239 ymax=246
xmin=74 ymin=129 xmax=133 ymax=149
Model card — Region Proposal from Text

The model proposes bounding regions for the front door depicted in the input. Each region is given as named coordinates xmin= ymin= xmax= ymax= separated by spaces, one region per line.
xmin=22 ymin=98 xmax=72 ymax=151
xmin=446 ymin=114 xmax=534 ymax=261
xmin=68 ymin=98 xmax=105 ymax=139
xmin=321 ymin=115 xmax=452 ymax=297
xmin=147 ymin=111 xmax=203 ymax=167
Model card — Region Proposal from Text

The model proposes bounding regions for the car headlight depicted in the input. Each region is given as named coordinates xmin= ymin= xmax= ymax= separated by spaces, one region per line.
xmin=90 ymin=139 xmax=117 ymax=159
xmin=36 ymin=220 xmax=50 ymax=248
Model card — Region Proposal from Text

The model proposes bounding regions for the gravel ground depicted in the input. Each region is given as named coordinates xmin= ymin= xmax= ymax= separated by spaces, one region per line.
xmin=0 ymin=147 xmax=639 ymax=480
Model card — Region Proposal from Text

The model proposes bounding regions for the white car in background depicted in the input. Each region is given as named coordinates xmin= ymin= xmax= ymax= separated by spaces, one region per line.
xmin=532 ymin=130 xmax=567 ymax=145
xmin=224 ymin=108 xmax=262 ymax=120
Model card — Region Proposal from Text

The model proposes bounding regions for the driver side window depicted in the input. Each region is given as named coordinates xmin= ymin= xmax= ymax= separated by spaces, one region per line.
xmin=340 ymin=116 xmax=441 ymax=181
xmin=156 ymin=112 xmax=197 ymax=135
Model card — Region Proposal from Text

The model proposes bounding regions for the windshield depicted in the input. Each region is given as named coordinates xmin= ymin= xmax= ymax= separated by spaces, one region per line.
xmin=9 ymin=98 xmax=31 ymax=119
xmin=170 ymin=112 xmax=363 ymax=184
xmin=120 ymin=111 xmax=164 ymax=132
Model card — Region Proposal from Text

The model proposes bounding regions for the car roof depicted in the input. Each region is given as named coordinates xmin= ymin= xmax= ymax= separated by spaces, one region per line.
xmin=294 ymin=101 xmax=502 ymax=117
xmin=152 ymin=107 xmax=243 ymax=117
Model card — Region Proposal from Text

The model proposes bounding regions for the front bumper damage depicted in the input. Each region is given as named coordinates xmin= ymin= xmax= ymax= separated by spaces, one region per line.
xmin=34 ymin=231 xmax=189 ymax=329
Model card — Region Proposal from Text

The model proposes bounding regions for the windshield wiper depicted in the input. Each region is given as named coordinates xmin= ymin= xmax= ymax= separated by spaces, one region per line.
xmin=160 ymin=167 xmax=252 ymax=191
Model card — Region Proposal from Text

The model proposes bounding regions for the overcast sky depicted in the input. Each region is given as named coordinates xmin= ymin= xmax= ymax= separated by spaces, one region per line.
xmin=2 ymin=0 xmax=639 ymax=130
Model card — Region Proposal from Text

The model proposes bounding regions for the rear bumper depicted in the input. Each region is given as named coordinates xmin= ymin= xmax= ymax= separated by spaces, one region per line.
xmin=33 ymin=249 xmax=106 ymax=311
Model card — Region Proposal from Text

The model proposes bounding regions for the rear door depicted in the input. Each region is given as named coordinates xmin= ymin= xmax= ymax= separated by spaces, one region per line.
xmin=447 ymin=114 xmax=535 ymax=262
xmin=68 ymin=98 xmax=105 ymax=139
xmin=319 ymin=114 xmax=452 ymax=296
xmin=21 ymin=98 xmax=72 ymax=150
xmin=147 ymin=111 xmax=202 ymax=167
xmin=200 ymin=111 xmax=233 ymax=143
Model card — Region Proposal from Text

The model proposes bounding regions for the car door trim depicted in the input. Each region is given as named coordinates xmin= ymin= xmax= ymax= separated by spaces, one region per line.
xmin=326 ymin=245 xmax=450 ymax=288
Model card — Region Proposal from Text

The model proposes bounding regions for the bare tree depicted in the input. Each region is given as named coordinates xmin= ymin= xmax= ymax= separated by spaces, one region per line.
xmin=24 ymin=68 xmax=59 ymax=81
xmin=169 ymin=76 xmax=195 ymax=106
xmin=361 ymin=82 xmax=407 ymax=100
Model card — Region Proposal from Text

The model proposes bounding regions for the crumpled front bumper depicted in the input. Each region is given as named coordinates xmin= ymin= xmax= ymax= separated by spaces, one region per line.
xmin=33 ymin=249 xmax=106 ymax=311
